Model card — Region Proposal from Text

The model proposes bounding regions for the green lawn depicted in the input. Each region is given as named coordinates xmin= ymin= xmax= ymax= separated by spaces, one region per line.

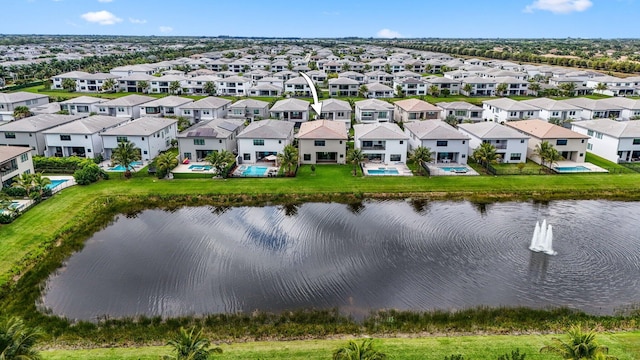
xmin=40 ymin=332 xmax=640 ymax=360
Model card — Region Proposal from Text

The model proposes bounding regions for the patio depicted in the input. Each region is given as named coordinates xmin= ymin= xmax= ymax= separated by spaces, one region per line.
xmin=425 ymin=163 xmax=479 ymax=176
xmin=171 ymin=161 xmax=216 ymax=175
xmin=362 ymin=162 xmax=413 ymax=176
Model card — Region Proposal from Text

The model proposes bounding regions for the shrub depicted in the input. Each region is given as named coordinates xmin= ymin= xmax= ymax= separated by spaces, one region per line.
xmin=2 ymin=186 xmax=27 ymax=197
xmin=0 ymin=212 xmax=15 ymax=224
xmin=73 ymin=160 xmax=107 ymax=185
xmin=34 ymin=155 xmax=85 ymax=173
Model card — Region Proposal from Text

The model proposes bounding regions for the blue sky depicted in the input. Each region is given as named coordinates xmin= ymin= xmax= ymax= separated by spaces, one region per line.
xmin=1 ymin=0 xmax=638 ymax=38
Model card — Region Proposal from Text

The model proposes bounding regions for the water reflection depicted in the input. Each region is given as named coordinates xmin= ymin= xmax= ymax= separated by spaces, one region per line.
xmin=41 ymin=200 xmax=640 ymax=321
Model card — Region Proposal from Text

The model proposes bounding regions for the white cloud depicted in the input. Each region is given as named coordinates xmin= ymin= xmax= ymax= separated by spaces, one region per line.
xmin=80 ymin=10 xmax=122 ymax=25
xmin=159 ymin=26 xmax=173 ymax=33
xmin=376 ymin=28 xmax=402 ymax=38
xmin=98 ymin=0 xmax=113 ymax=2
xmin=129 ymin=17 xmax=147 ymax=24
xmin=524 ymin=0 xmax=593 ymax=14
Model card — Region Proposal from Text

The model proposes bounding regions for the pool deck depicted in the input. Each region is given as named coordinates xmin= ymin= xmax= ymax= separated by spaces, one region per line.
xmin=172 ymin=161 xmax=216 ymax=175
xmin=231 ymin=163 xmax=280 ymax=177
xmin=426 ymin=163 xmax=479 ymax=176
xmin=45 ymin=175 xmax=76 ymax=193
xmin=552 ymin=161 xmax=608 ymax=173
xmin=99 ymin=160 xmax=148 ymax=172
xmin=362 ymin=162 xmax=413 ymax=176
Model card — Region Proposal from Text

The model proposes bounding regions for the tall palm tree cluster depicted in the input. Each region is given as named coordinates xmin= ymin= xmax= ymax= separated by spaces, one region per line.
xmin=533 ymin=140 xmax=563 ymax=169
xmin=11 ymin=172 xmax=51 ymax=200
xmin=205 ymin=150 xmax=236 ymax=178
xmin=111 ymin=140 xmax=141 ymax=179
xmin=472 ymin=142 xmax=500 ymax=169
xmin=277 ymin=145 xmax=298 ymax=177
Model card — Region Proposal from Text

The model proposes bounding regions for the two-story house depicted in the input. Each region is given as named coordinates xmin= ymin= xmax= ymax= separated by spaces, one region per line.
xmin=297 ymin=120 xmax=348 ymax=165
xmin=177 ymin=118 xmax=245 ymax=162
xmin=354 ymin=122 xmax=408 ymax=163
xmin=571 ymin=119 xmax=640 ymax=163
xmin=394 ymin=99 xmax=442 ymax=122
xmin=507 ymin=119 xmax=589 ymax=164
xmin=457 ymin=122 xmax=529 ymax=164
xmin=482 ymin=98 xmax=541 ymax=123
xmin=405 ymin=120 xmax=470 ymax=164
xmin=101 ymin=117 xmax=178 ymax=161
xmin=237 ymin=120 xmax=295 ymax=164
xmin=0 ymin=114 xmax=85 ymax=155
xmin=354 ymin=99 xmax=394 ymax=123
xmin=0 ymin=92 xmax=49 ymax=121
xmin=0 ymin=146 xmax=34 ymax=187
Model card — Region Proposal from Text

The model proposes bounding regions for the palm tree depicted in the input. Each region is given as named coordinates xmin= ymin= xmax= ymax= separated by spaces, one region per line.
xmin=62 ymin=78 xmax=76 ymax=92
xmin=137 ymin=80 xmax=149 ymax=93
xmin=547 ymin=147 xmax=563 ymax=168
xmin=428 ymin=85 xmax=440 ymax=97
xmin=528 ymin=82 xmax=541 ymax=96
xmin=155 ymin=152 xmax=178 ymax=179
xmin=31 ymin=172 xmax=51 ymax=198
xmin=277 ymin=144 xmax=298 ymax=177
xmin=111 ymin=140 xmax=140 ymax=179
xmin=444 ymin=114 xmax=459 ymax=127
xmin=101 ymin=78 xmax=117 ymax=93
xmin=410 ymin=146 xmax=433 ymax=175
xmin=164 ymin=327 xmax=222 ymax=360
xmin=205 ymin=150 xmax=236 ymax=178
xmin=395 ymin=85 xmax=405 ymax=98
xmin=358 ymin=85 xmax=369 ymax=98
xmin=496 ymin=83 xmax=508 ymax=97
xmin=595 ymin=82 xmax=608 ymax=92
xmin=333 ymin=338 xmax=387 ymax=360
xmin=12 ymin=105 xmax=32 ymax=120
xmin=540 ymin=326 xmax=617 ymax=360
xmin=384 ymin=64 xmax=391 ymax=74
xmin=169 ymin=81 xmax=182 ymax=95
xmin=559 ymin=82 xmax=577 ymax=97
xmin=533 ymin=140 xmax=554 ymax=168
xmin=472 ymin=142 xmax=499 ymax=169
xmin=12 ymin=172 xmax=34 ymax=196
xmin=347 ymin=148 xmax=365 ymax=176
xmin=203 ymin=81 xmax=216 ymax=96
xmin=0 ymin=317 xmax=42 ymax=360
xmin=462 ymin=83 xmax=473 ymax=95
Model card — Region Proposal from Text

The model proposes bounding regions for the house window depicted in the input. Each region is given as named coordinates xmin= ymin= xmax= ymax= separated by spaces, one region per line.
xmin=243 ymin=153 xmax=251 ymax=160
xmin=184 ymin=110 xmax=191 ymax=115
xmin=203 ymin=110 xmax=210 ymax=115
xmin=194 ymin=139 xmax=205 ymax=145
xmin=595 ymin=132 xmax=603 ymax=139
xmin=400 ymin=140 xmax=404 ymax=144
xmin=20 ymin=153 xmax=29 ymax=162
xmin=303 ymin=154 xmax=311 ymax=161
xmin=556 ymin=139 xmax=567 ymax=146
xmin=587 ymin=143 xmax=593 ymax=150
xmin=436 ymin=140 xmax=448 ymax=146
xmin=5 ymin=132 xmax=16 ymax=139
xmin=253 ymin=109 xmax=260 ymax=115
xmin=510 ymin=153 xmax=521 ymax=161
xmin=587 ymin=130 xmax=594 ymax=136
xmin=390 ymin=154 xmax=401 ymax=162
xmin=377 ymin=112 xmax=388 ymax=118
xmin=117 ymin=107 xmax=125 ymax=112
xmin=253 ymin=139 xmax=265 ymax=146
xmin=99 ymin=107 xmax=105 ymax=112
xmin=337 ymin=112 xmax=345 ymax=117
xmin=143 ymin=150 xmax=148 ymax=155
xmin=60 ymin=135 xmax=71 ymax=141
xmin=569 ymin=111 xmax=576 ymax=116
xmin=509 ymin=111 xmax=518 ymax=117
xmin=634 ymin=139 xmax=640 ymax=145
xmin=116 ymin=136 xmax=128 ymax=143
xmin=314 ymin=140 xmax=325 ymax=146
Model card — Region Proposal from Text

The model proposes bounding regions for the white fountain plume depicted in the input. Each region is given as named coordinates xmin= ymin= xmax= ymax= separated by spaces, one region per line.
xmin=529 ymin=221 xmax=540 ymax=251
xmin=529 ymin=219 xmax=556 ymax=255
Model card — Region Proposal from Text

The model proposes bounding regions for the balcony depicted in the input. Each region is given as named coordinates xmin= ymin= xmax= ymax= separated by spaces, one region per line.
xmin=0 ymin=164 xmax=18 ymax=177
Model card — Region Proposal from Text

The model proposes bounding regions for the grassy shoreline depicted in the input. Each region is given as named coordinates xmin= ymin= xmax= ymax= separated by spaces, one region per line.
xmin=1 ymin=164 xmax=640 ymax=350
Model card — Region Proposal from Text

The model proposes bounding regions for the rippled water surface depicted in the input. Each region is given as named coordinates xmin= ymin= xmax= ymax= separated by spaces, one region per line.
xmin=41 ymin=200 xmax=640 ymax=321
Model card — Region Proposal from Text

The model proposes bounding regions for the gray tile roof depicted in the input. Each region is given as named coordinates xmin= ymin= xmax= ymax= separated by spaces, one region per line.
xmin=101 ymin=117 xmax=177 ymax=136
xmin=141 ymin=96 xmax=193 ymax=108
xmin=571 ymin=119 xmax=640 ymax=138
xmin=237 ymin=119 xmax=294 ymax=139
xmin=561 ymin=98 xmax=624 ymax=111
xmin=355 ymin=99 xmax=394 ymax=111
xmin=405 ymin=120 xmax=469 ymax=140
xmin=0 ymin=114 xmax=84 ymax=132
xmin=229 ymin=99 xmax=269 ymax=109
xmin=177 ymin=118 xmax=244 ymax=139
xmin=354 ymin=122 xmax=408 ymax=140
xmin=320 ymin=99 xmax=351 ymax=112
xmin=181 ymin=96 xmax=231 ymax=110
xmin=0 ymin=91 xmax=48 ymax=104
xmin=42 ymin=115 xmax=130 ymax=135
xmin=483 ymin=98 xmax=540 ymax=111
xmin=435 ymin=101 xmax=482 ymax=111
xmin=60 ymin=96 xmax=106 ymax=105
xmin=100 ymin=94 xmax=156 ymax=107
xmin=457 ymin=122 xmax=529 ymax=140
xmin=521 ymin=97 xmax=583 ymax=111
xmin=270 ymin=98 xmax=310 ymax=112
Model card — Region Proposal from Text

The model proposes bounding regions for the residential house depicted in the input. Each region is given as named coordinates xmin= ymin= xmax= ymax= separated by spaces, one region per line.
xmin=101 ymin=117 xmax=178 ymax=161
xmin=42 ymin=115 xmax=130 ymax=158
xmin=365 ymin=70 xmax=394 ymax=86
xmin=182 ymin=75 xmax=220 ymax=95
xmin=0 ymin=92 xmax=49 ymax=121
xmin=597 ymin=97 xmax=640 ymax=120
xmin=328 ymin=77 xmax=359 ymax=97
xmin=405 ymin=120 xmax=470 ymax=164
xmin=0 ymin=114 xmax=84 ymax=155
xmin=215 ymin=75 xmax=252 ymax=96
xmin=94 ymin=94 xmax=155 ymax=119
xmin=560 ymin=98 xmax=623 ymax=120
xmin=139 ymin=96 xmax=193 ymax=118
xmin=457 ymin=122 xmax=529 ymax=163
xmin=363 ymin=83 xmax=394 ymax=98
xmin=436 ymin=101 xmax=483 ymax=123
xmin=339 ymin=71 xmax=366 ymax=84
xmin=424 ymin=76 xmax=462 ymax=95
xmin=117 ymin=73 xmax=156 ymax=93
xmin=506 ymin=119 xmax=589 ymax=164
xmin=296 ymin=120 xmax=348 ymax=164
xmin=585 ymin=75 xmax=635 ymax=97
xmin=0 ymin=146 xmax=34 ymax=187
xmin=319 ymin=98 xmax=352 ymax=129
xmin=482 ymin=98 xmax=540 ymax=123
xmin=284 ymin=76 xmax=313 ymax=97
xmin=394 ymin=99 xmax=442 ymax=122
xmin=237 ymin=119 xmax=295 ymax=164
xmin=109 ymin=64 xmax=156 ymax=77
xmin=520 ymin=98 xmax=581 ymax=122
xmin=393 ymin=77 xmax=427 ymax=96
xmin=460 ymin=76 xmax=496 ymax=96
xmin=228 ymin=99 xmax=270 ymax=120
xmin=269 ymin=98 xmax=310 ymax=124
xmin=353 ymin=122 xmax=408 ymax=163
xmin=493 ymin=76 xmax=529 ymax=96
xmin=571 ymin=119 xmax=640 ymax=163
xmin=177 ymin=118 xmax=245 ymax=162
xmin=51 ymin=71 xmax=120 ymax=92
xmin=59 ymin=96 xmax=106 ymax=115
xmin=149 ymin=75 xmax=186 ymax=94
xmin=181 ymin=97 xmax=232 ymax=123
xmin=354 ymin=99 xmax=394 ymax=123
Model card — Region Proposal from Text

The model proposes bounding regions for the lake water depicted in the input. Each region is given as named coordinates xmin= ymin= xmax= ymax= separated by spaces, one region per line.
xmin=40 ymin=200 xmax=640 ymax=321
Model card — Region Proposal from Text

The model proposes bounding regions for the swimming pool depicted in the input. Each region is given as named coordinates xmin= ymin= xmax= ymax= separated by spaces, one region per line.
xmin=441 ymin=166 xmax=470 ymax=173
xmin=46 ymin=179 xmax=68 ymax=189
xmin=9 ymin=201 xmax=24 ymax=210
xmin=555 ymin=165 xmax=591 ymax=173
xmin=107 ymin=161 xmax=142 ymax=172
xmin=240 ymin=165 xmax=269 ymax=177
xmin=188 ymin=164 xmax=213 ymax=171
xmin=367 ymin=167 xmax=400 ymax=175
